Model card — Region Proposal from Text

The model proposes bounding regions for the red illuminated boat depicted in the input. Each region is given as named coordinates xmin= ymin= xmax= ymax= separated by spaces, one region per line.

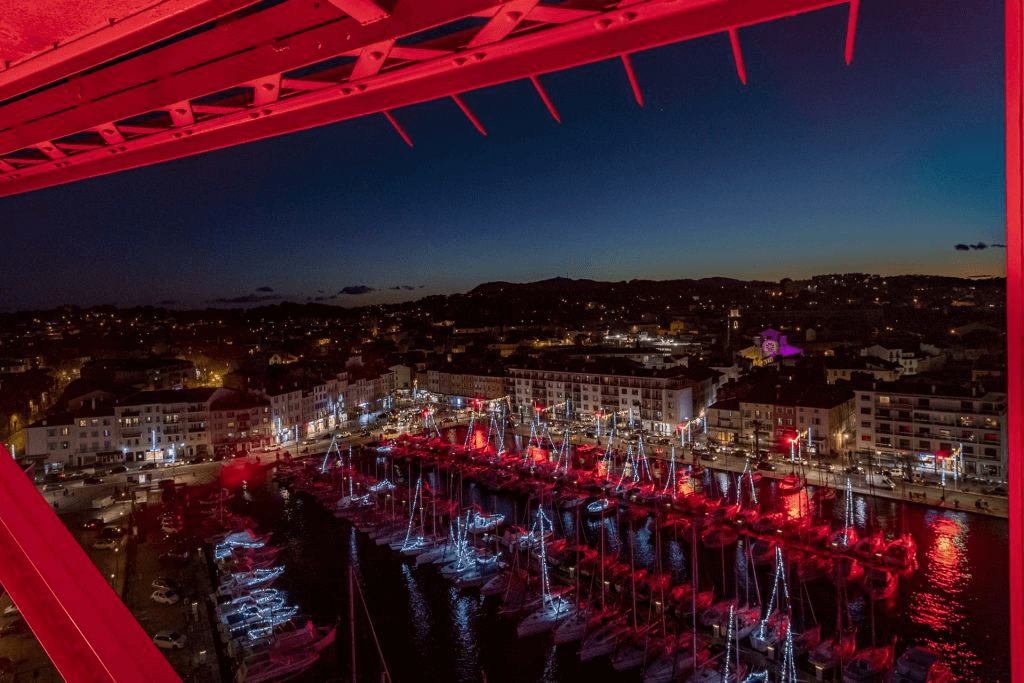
xmin=864 ymin=568 xmax=899 ymax=601
xmin=843 ymin=644 xmax=895 ymax=683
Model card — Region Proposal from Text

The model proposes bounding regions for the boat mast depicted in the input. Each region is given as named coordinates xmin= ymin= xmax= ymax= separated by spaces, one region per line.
xmin=349 ymin=565 xmax=356 ymax=683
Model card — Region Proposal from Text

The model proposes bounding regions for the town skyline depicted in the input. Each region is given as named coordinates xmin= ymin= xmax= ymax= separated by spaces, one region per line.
xmin=0 ymin=269 xmax=1008 ymax=315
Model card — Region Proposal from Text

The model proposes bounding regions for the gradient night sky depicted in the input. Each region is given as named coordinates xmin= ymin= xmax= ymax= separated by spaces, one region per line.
xmin=0 ymin=0 xmax=1006 ymax=313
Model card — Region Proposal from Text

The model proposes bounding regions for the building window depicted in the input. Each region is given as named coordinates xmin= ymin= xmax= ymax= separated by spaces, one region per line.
xmin=860 ymin=408 xmax=871 ymax=415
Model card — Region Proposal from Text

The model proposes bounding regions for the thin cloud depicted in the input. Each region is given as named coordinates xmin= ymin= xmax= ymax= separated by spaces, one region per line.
xmin=255 ymin=286 xmax=274 ymax=293
xmin=205 ymin=293 xmax=282 ymax=304
xmin=955 ymin=242 xmax=1004 ymax=251
xmin=339 ymin=286 xmax=375 ymax=295
xmin=388 ymin=285 xmax=419 ymax=291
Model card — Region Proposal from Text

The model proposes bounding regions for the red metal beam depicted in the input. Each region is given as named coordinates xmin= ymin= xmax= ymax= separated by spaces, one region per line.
xmin=466 ymin=0 xmax=539 ymax=49
xmin=0 ymin=445 xmax=180 ymax=683
xmin=0 ymin=0 xmax=494 ymax=154
xmin=326 ymin=0 xmax=390 ymax=26
xmin=844 ymin=0 xmax=859 ymax=65
xmin=0 ymin=0 xmax=852 ymax=196
xmin=0 ymin=0 xmax=268 ymax=104
xmin=621 ymin=53 xmax=644 ymax=108
xmin=728 ymin=28 xmax=747 ymax=85
xmin=1006 ymin=0 xmax=1023 ymax=680
xmin=452 ymin=94 xmax=487 ymax=135
xmin=529 ymin=75 xmax=560 ymax=123
xmin=382 ymin=109 xmax=412 ymax=146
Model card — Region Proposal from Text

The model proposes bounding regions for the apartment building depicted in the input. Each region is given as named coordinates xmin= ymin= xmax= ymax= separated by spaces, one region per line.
xmin=24 ymin=401 xmax=119 ymax=468
xmin=209 ymin=393 xmax=272 ymax=454
xmin=115 ymin=387 xmax=233 ymax=461
xmin=424 ymin=365 xmax=507 ymax=403
xmin=853 ymin=379 xmax=1008 ymax=480
xmin=508 ymin=357 xmax=718 ymax=435
xmin=706 ymin=384 xmax=856 ymax=458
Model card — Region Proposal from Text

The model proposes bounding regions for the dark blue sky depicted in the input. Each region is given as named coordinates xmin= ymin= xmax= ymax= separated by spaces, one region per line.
xmin=0 ymin=0 xmax=1006 ymax=313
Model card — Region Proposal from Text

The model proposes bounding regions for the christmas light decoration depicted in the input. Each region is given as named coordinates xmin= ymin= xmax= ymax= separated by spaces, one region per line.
xmin=777 ymin=622 xmax=798 ymax=683
xmin=843 ymin=478 xmax=854 ymax=546
xmin=758 ymin=546 xmax=789 ymax=640
xmin=724 ymin=604 xmax=735 ymax=682
xmin=320 ymin=435 xmax=342 ymax=474
xmin=463 ymin=414 xmax=476 ymax=448
xmin=635 ymin=435 xmax=652 ymax=482
xmin=401 ymin=478 xmax=423 ymax=550
xmin=663 ymin=448 xmax=678 ymax=495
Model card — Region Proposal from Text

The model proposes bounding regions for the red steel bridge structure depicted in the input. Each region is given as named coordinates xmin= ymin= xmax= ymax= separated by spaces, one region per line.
xmin=0 ymin=0 xmax=1021 ymax=681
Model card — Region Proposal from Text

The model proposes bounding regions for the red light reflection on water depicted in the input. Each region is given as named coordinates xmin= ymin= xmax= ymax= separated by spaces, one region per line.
xmin=908 ymin=511 xmax=981 ymax=677
xmin=779 ymin=489 xmax=811 ymax=522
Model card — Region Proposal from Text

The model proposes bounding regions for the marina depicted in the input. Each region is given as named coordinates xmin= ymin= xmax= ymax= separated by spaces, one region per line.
xmin=223 ymin=425 xmax=1009 ymax=682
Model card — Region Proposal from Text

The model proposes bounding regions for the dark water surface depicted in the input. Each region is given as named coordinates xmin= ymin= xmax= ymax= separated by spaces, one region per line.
xmin=238 ymin=465 xmax=1009 ymax=683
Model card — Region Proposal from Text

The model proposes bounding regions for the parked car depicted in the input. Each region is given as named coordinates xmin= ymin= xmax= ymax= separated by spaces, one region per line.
xmin=140 ymin=462 xmax=158 ymax=470
xmin=754 ymin=460 xmax=776 ymax=472
xmin=100 ymin=526 xmax=126 ymax=539
xmin=699 ymin=452 xmax=719 ymax=462
xmin=109 ymin=465 xmax=128 ymax=474
xmin=83 ymin=476 xmax=103 ymax=485
xmin=150 ymin=589 xmax=180 ymax=605
xmin=151 ymin=577 xmax=179 ymax=592
xmin=153 ymin=630 xmax=187 ymax=649
xmin=80 ymin=518 xmax=103 ymax=530
xmin=189 ymin=456 xmax=204 ymax=465
xmin=845 ymin=465 xmax=866 ymax=475
xmin=158 ymin=549 xmax=190 ymax=565
xmin=42 ymin=483 xmax=65 ymax=492
xmin=92 ymin=538 xmax=119 ymax=550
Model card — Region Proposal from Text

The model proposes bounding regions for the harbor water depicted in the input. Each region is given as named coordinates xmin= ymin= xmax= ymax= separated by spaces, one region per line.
xmin=238 ymin=462 xmax=1009 ymax=683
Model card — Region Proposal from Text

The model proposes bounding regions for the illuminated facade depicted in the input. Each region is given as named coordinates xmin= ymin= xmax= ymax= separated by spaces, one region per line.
xmin=853 ymin=382 xmax=1008 ymax=481
xmin=706 ymin=386 xmax=855 ymax=457
xmin=508 ymin=359 xmax=717 ymax=434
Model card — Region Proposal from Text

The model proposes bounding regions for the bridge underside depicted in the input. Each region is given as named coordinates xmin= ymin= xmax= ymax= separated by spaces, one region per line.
xmin=0 ymin=0 xmax=857 ymax=197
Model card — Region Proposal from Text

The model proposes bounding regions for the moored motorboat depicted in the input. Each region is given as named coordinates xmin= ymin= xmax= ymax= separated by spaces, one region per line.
xmin=843 ymin=644 xmax=895 ymax=683
xmin=887 ymin=646 xmax=953 ymax=683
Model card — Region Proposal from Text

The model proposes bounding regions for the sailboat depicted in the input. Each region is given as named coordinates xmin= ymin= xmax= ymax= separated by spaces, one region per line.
xmin=685 ymin=606 xmax=750 ymax=683
xmin=642 ymin=631 xmax=711 ymax=683
xmin=516 ymin=505 xmax=576 ymax=637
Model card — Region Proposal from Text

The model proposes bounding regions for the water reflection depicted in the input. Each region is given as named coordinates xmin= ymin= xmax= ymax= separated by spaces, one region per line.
xmin=907 ymin=510 xmax=982 ymax=677
xmin=258 ymin=461 xmax=1008 ymax=683
xmin=402 ymin=564 xmax=432 ymax=648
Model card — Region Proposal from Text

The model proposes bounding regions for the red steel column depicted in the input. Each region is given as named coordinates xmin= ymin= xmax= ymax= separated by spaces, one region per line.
xmin=1006 ymin=0 xmax=1023 ymax=681
xmin=0 ymin=445 xmax=180 ymax=683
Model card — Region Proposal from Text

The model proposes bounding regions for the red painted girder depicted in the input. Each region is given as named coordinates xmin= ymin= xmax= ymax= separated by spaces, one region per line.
xmin=1006 ymin=0 xmax=1023 ymax=680
xmin=0 ymin=0 xmax=497 ymax=155
xmin=0 ymin=445 xmax=180 ymax=683
xmin=326 ymin=0 xmax=390 ymax=26
xmin=0 ymin=0 xmax=268 ymax=105
xmin=0 ymin=0 xmax=347 ymax=136
xmin=0 ymin=0 xmax=850 ymax=197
